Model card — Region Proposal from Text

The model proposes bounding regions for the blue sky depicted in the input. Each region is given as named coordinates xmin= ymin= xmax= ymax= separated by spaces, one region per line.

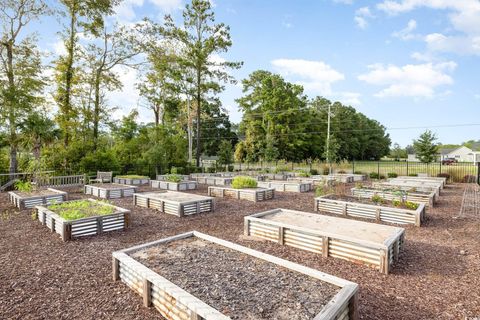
xmin=32 ymin=0 xmax=480 ymax=147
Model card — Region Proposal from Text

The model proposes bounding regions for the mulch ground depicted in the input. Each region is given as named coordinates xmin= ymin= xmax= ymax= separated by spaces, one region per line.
xmin=1 ymin=183 xmax=479 ymax=319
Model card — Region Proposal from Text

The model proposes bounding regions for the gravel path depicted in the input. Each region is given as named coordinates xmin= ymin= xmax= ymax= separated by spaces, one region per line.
xmin=132 ymin=238 xmax=338 ymax=320
xmin=0 ymin=183 xmax=479 ymax=319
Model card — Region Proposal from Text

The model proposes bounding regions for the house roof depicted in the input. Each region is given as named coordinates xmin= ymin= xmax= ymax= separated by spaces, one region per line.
xmin=439 ymin=148 xmax=456 ymax=155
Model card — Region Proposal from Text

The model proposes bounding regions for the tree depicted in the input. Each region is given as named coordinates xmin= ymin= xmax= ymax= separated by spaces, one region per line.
xmin=84 ymin=23 xmax=143 ymax=149
xmin=217 ymin=140 xmax=233 ymax=171
xmin=163 ymin=0 xmax=242 ymax=166
xmin=413 ymin=130 xmax=439 ymax=163
xmin=390 ymin=143 xmax=407 ymax=161
xmin=0 ymin=0 xmax=48 ymax=174
xmin=20 ymin=113 xmax=58 ymax=160
xmin=54 ymin=0 xmax=118 ymax=147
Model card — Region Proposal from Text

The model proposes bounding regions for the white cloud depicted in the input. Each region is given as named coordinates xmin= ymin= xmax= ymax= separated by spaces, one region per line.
xmin=106 ymin=66 xmax=141 ymax=119
xmin=392 ymin=19 xmax=418 ymax=40
xmin=148 ymin=0 xmax=182 ymax=12
xmin=354 ymin=7 xmax=373 ymax=29
xmin=333 ymin=0 xmax=354 ymax=4
xmin=358 ymin=62 xmax=457 ymax=98
xmin=378 ymin=0 xmax=480 ymax=55
xmin=271 ymin=58 xmax=345 ymax=95
xmin=336 ymin=92 xmax=362 ymax=105
xmin=52 ymin=39 xmax=66 ymax=56
xmin=115 ymin=0 xmax=144 ymax=21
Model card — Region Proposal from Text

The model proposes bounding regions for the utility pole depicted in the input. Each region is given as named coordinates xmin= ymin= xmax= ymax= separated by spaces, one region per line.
xmin=326 ymin=104 xmax=332 ymax=175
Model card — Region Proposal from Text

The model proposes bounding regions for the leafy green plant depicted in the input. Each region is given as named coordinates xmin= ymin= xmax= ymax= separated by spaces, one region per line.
xmin=354 ymin=171 xmax=363 ymax=174
xmin=231 ymin=176 xmax=257 ymax=189
xmin=274 ymin=165 xmax=289 ymax=173
xmin=117 ymin=175 xmax=148 ymax=179
xmin=408 ymin=173 xmax=418 ymax=177
xmin=371 ymin=194 xmax=385 ymax=204
xmin=355 ymin=182 xmax=363 ymax=189
xmin=369 ymin=172 xmax=379 ymax=179
xmin=165 ymin=174 xmax=182 ymax=183
xmin=49 ymin=200 xmax=115 ymax=221
xmin=315 ymin=185 xmax=333 ymax=196
xmin=392 ymin=199 xmax=401 ymax=207
xmin=297 ymin=170 xmax=310 ymax=177
xmin=310 ymin=168 xmax=318 ymax=175
xmin=15 ymin=180 xmax=33 ymax=192
xmin=404 ymin=201 xmax=419 ymax=210
xmin=387 ymin=172 xmax=398 ymax=178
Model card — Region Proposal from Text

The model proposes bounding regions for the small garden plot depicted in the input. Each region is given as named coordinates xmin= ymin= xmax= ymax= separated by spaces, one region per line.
xmin=133 ymin=191 xmax=214 ymax=216
xmin=315 ymin=194 xmax=426 ymax=227
xmin=113 ymin=232 xmax=359 ymax=320
xmin=265 ymin=173 xmax=293 ymax=180
xmin=374 ymin=181 xmax=440 ymax=197
xmin=351 ymin=187 xmax=436 ymax=207
xmin=8 ymin=188 xmax=67 ymax=209
xmin=113 ymin=175 xmax=150 ymax=185
xmin=389 ymin=178 xmax=444 ymax=190
xmin=397 ymin=176 xmax=447 ymax=187
xmin=150 ymin=180 xmax=197 ymax=191
xmin=208 ymin=186 xmax=275 ymax=202
xmin=312 ymin=175 xmax=354 ymax=183
xmin=288 ymin=177 xmax=330 ymax=186
xmin=257 ymin=180 xmax=313 ymax=193
xmin=335 ymin=173 xmax=366 ymax=182
xmin=156 ymin=174 xmax=190 ymax=181
xmin=36 ymin=199 xmax=130 ymax=241
xmin=84 ymin=183 xmax=137 ymax=199
xmin=192 ymin=176 xmax=233 ymax=185
xmin=189 ymin=173 xmax=221 ymax=178
xmin=245 ymin=208 xmax=405 ymax=274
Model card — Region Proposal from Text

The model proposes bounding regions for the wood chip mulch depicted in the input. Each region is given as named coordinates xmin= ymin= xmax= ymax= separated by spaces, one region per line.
xmin=0 ymin=183 xmax=479 ymax=319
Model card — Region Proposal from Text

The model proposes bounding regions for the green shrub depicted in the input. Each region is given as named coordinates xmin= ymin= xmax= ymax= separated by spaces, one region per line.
xmin=355 ymin=182 xmax=363 ymax=189
xmin=371 ymin=194 xmax=385 ymax=204
xmin=387 ymin=172 xmax=398 ymax=178
xmin=404 ymin=201 xmax=419 ymax=210
xmin=379 ymin=174 xmax=386 ymax=179
xmin=231 ymin=176 xmax=257 ymax=189
xmin=274 ymin=165 xmax=289 ymax=173
xmin=15 ymin=181 xmax=33 ymax=192
xmin=392 ymin=199 xmax=401 ymax=207
xmin=408 ymin=173 xmax=418 ymax=177
xmin=227 ymin=165 xmax=234 ymax=172
xmin=354 ymin=171 xmax=363 ymax=174
xmin=207 ymin=167 xmax=216 ymax=173
xmin=310 ymin=169 xmax=318 ymax=175
xmin=337 ymin=170 xmax=346 ymax=174
xmin=117 ymin=175 xmax=148 ymax=179
xmin=369 ymin=172 xmax=379 ymax=179
xmin=49 ymin=200 xmax=115 ymax=221
xmin=437 ymin=173 xmax=450 ymax=180
xmin=322 ymin=167 xmax=330 ymax=175
xmin=297 ymin=170 xmax=310 ymax=177
xmin=165 ymin=174 xmax=182 ymax=183
xmin=315 ymin=185 xmax=333 ymax=196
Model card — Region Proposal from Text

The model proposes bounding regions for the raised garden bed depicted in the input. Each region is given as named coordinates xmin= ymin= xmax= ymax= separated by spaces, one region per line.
xmin=36 ymin=199 xmax=130 ymax=241
xmin=397 ymin=176 xmax=447 ymax=187
xmin=391 ymin=177 xmax=445 ymax=189
xmin=245 ymin=208 xmax=405 ymax=274
xmin=335 ymin=173 xmax=366 ymax=182
xmin=150 ymin=180 xmax=197 ymax=191
xmin=373 ymin=182 xmax=440 ymax=197
xmin=192 ymin=176 xmax=233 ymax=186
xmin=312 ymin=175 xmax=354 ymax=183
xmin=257 ymin=180 xmax=313 ymax=193
xmin=112 ymin=231 xmax=359 ymax=320
xmin=114 ymin=176 xmax=150 ymax=185
xmin=156 ymin=174 xmax=190 ymax=181
xmin=351 ymin=187 xmax=436 ymax=207
xmin=265 ymin=173 xmax=294 ymax=180
xmin=208 ymin=186 xmax=275 ymax=202
xmin=189 ymin=173 xmax=221 ymax=178
xmin=84 ymin=183 xmax=137 ymax=199
xmin=133 ymin=191 xmax=214 ymax=216
xmin=8 ymin=188 xmax=68 ymax=209
xmin=287 ymin=177 xmax=330 ymax=186
xmin=315 ymin=194 xmax=426 ymax=227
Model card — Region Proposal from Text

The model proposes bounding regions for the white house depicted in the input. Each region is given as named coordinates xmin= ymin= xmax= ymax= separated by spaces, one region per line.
xmin=440 ymin=146 xmax=480 ymax=164
xmin=408 ymin=146 xmax=480 ymax=164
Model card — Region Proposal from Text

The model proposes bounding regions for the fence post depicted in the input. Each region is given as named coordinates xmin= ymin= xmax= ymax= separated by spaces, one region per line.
xmin=377 ymin=161 xmax=380 ymax=178
xmin=352 ymin=160 xmax=355 ymax=174
xmin=477 ymin=162 xmax=480 ymax=186
xmin=406 ymin=161 xmax=409 ymax=176
xmin=439 ymin=161 xmax=442 ymax=176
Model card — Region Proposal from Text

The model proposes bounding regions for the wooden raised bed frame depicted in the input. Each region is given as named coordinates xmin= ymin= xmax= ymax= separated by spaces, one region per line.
xmin=257 ymin=180 xmax=313 ymax=192
xmin=133 ymin=191 xmax=214 ymax=217
xmin=114 ymin=177 xmax=150 ymax=185
xmin=84 ymin=184 xmax=137 ymax=199
xmin=36 ymin=199 xmax=130 ymax=241
xmin=150 ymin=180 xmax=197 ymax=191
xmin=8 ymin=188 xmax=68 ymax=209
xmin=351 ymin=187 xmax=436 ymax=207
xmin=245 ymin=208 xmax=405 ymax=274
xmin=156 ymin=174 xmax=190 ymax=181
xmin=208 ymin=186 xmax=275 ymax=202
xmin=315 ymin=195 xmax=426 ymax=227
xmin=112 ymin=231 xmax=359 ymax=320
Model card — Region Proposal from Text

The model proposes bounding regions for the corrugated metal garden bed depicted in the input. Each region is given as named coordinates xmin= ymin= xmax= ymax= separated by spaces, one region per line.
xmin=208 ymin=186 xmax=275 ymax=202
xmin=113 ymin=177 xmax=150 ymax=185
xmin=8 ymin=188 xmax=68 ymax=209
xmin=257 ymin=180 xmax=313 ymax=192
xmin=351 ymin=187 xmax=436 ymax=207
xmin=245 ymin=208 xmax=405 ymax=274
xmin=113 ymin=231 xmax=359 ymax=320
xmin=84 ymin=183 xmax=137 ymax=199
xmin=133 ymin=191 xmax=214 ymax=217
xmin=150 ymin=180 xmax=197 ymax=191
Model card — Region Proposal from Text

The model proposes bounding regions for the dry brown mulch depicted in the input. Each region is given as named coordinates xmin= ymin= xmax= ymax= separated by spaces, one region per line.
xmin=1 ymin=183 xmax=479 ymax=320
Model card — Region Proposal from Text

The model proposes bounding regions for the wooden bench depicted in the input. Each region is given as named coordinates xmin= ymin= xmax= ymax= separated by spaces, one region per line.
xmin=90 ymin=171 xmax=113 ymax=184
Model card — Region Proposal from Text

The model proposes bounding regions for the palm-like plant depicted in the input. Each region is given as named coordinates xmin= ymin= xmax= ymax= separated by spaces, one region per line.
xmin=20 ymin=113 xmax=59 ymax=160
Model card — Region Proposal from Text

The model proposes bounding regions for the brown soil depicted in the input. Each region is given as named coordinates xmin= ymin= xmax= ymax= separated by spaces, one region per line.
xmin=132 ymin=238 xmax=338 ymax=320
xmin=11 ymin=189 xmax=64 ymax=198
xmin=1 ymin=183 xmax=479 ymax=319
xmin=87 ymin=183 xmax=136 ymax=189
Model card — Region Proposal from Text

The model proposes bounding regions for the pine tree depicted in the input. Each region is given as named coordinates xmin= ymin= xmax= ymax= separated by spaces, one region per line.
xmin=413 ymin=130 xmax=439 ymax=163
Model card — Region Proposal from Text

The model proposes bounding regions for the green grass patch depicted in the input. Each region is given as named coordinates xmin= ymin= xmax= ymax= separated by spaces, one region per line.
xmin=231 ymin=176 xmax=257 ymax=189
xmin=116 ymin=175 xmax=149 ymax=179
xmin=164 ymin=174 xmax=183 ymax=183
xmin=49 ymin=200 xmax=115 ymax=221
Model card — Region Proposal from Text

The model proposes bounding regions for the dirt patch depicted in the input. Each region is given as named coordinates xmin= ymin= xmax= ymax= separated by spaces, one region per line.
xmin=323 ymin=194 xmax=419 ymax=209
xmin=10 ymin=189 xmax=64 ymax=198
xmin=132 ymin=237 xmax=338 ymax=320
xmin=87 ymin=183 xmax=135 ymax=189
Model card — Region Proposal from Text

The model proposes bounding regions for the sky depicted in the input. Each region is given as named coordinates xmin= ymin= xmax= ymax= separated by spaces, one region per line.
xmin=30 ymin=0 xmax=480 ymax=147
